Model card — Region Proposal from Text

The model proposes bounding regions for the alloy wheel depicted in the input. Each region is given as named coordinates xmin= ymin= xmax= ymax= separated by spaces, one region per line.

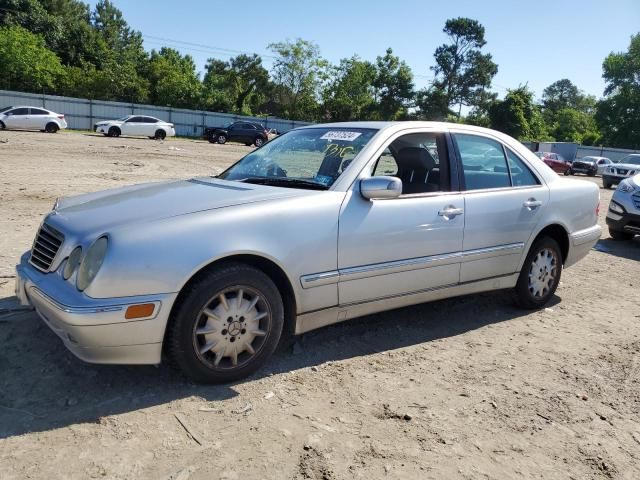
xmin=527 ymin=248 xmax=558 ymax=298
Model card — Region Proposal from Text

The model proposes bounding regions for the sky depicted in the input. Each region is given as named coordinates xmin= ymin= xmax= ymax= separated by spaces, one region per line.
xmin=87 ymin=0 xmax=639 ymax=100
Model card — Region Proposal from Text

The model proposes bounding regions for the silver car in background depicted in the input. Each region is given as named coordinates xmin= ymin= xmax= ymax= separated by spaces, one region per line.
xmin=569 ymin=156 xmax=612 ymax=176
xmin=606 ymin=173 xmax=640 ymax=240
xmin=603 ymin=154 xmax=640 ymax=189
xmin=15 ymin=122 xmax=601 ymax=383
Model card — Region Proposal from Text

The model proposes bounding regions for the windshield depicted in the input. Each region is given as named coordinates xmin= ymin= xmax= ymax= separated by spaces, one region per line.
xmin=0 ymin=106 xmax=12 ymax=113
xmin=619 ymin=155 xmax=640 ymax=165
xmin=219 ymin=127 xmax=378 ymax=189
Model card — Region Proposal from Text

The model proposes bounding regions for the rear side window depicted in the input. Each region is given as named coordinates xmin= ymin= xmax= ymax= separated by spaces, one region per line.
xmin=30 ymin=108 xmax=49 ymax=115
xmin=142 ymin=117 xmax=158 ymax=123
xmin=455 ymin=134 xmax=510 ymax=190
xmin=506 ymin=149 xmax=539 ymax=186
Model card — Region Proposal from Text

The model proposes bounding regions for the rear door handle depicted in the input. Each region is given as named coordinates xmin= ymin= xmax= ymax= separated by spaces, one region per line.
xmin=438 ymin=206 xmax=464 ymax=219
xmin=523 ymin=198 xmax=542 ymax=209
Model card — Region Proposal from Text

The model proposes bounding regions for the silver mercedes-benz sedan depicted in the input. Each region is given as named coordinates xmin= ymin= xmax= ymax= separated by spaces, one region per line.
xmin=15 ymin=122 xmax=602 ymax=383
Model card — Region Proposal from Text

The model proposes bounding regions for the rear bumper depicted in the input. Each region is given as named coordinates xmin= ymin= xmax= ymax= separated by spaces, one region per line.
xmin=15 ymin=253 xmax=177 ymax=364
xmin=565 ymin=224 xmax=602 ymax=268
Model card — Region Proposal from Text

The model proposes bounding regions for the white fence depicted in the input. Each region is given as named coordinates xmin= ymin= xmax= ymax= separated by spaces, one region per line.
xmin=0 ymin=89 xmax=311 ymax=137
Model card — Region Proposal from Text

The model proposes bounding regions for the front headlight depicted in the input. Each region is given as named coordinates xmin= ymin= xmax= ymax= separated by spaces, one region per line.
xmin=63 ymin=246 xmax=82 ymax=280
xmin=617 ymin=179 xmax=636 ymax=193
xmin=609 ymin=201 xmax=624 ymax=214
xmin=77 ymin=236 xmax=108 ymax=291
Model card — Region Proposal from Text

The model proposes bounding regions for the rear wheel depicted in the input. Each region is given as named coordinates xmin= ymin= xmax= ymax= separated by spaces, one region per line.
xmin=154 ymin=129 xmax=166 ymax=140
xmin=167 ymin=262 xmax=284 ymax=383
xmin=108 ymin=126 xmax=121 ymax=137
xmin=513 ymin=236 xmax=562 ymax=309
xmin=45 ymin=122 xmax=59 ymax=133
xmin=609 ymin=228 xmax=633 ymax=241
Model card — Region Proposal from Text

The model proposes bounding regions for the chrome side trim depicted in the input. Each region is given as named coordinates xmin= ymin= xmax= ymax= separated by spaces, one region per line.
xmin=295 ymin=273 xmax=520 ymax=334
xmin=300 ymin=270 xmax=340 ymax=289
xmin=300 ymin=243 xmax=524 ymax=288
xmin=339 ymin=251 xmax=461 ymax=282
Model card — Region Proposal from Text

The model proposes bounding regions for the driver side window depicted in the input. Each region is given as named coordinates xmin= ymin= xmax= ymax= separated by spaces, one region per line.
xmin=372 ymin=132 xmax=450 ymax=194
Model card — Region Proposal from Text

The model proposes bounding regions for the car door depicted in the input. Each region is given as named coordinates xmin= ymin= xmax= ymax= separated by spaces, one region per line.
xmin=29 ymin=108 xmax=50 ymax=130
xmin=139 ymin=116 xmax=159 ymax=136
xmin=226 ymin=123 xmax=241 ymax=142
xmin=4 ymin=107 xmax=30 ymax=129
xmin=121 ymin=116 xmax=142 ymax=136
xmin=452 ymin=132 xmax=548 ymax=283
xmin=338 ymin=130 xmax=464 ymax=306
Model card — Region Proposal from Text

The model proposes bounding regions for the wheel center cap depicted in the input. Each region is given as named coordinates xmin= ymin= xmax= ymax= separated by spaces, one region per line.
xmin=228 ymin=321 xmax=242 ymax=336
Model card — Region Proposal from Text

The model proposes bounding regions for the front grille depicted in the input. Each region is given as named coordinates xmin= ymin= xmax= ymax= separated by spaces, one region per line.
xmin=29 ymin=223 xmax=64 ymax=272
xmin=617 ymin=168 xmax=629 ymax=175
xmin=573 ymin=162 xmax=592 ymax=169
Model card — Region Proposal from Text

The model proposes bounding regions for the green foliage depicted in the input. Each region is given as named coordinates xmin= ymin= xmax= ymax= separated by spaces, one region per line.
xmin=595 ymin=34 xmax=640 ymax=149
xmin=426 ymin=17 xmax=498 ymax=117
xmin=147 ymin=48 xmax=200 ymax=108
xmin=371 ymin=48 xmax=414 ymax=120
xmin=322 ymin=56 xmax=376 ymax=121
xmin=488 ymin=86 xmax=550 ymax=141
xmin=0 ymin=25 xmax=65 ymax=92
xmin=268 ymin=38 xmax=328 ymax=121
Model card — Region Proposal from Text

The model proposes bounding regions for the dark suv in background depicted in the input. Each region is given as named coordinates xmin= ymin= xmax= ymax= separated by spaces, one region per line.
xmin=204 ymin=121 xmax=268 ymax=147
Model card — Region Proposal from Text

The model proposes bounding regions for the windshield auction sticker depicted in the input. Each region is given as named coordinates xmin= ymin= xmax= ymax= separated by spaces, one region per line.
xmin=320 ymin=131 xmax=362 ymax=142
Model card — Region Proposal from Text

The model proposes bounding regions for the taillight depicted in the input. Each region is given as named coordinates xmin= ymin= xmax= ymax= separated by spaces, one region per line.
xmin=596 ymin=201 xmax=600 ymax=216
xmin=57 ymin=115 xmax=64 ymax=119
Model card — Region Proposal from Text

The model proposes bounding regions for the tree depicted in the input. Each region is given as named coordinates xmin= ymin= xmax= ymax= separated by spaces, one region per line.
xmin=371 ymin=48 xmax=414 ymax=120
xmin=147 ymin=48 xmax=201 ymax=108
xmin=488 ymin=86 xmax=550 ymax=140
xmin=268 ymin=38 xmax=327 ymax=121
xmin=0 ymin=25 xmax=65 ymax=92
xmin=322 ymin=56 xmax=376 ymax=121
xmin=595 ymin=34 xmax=640 ymax=149
xmin=428 ymin=17 xmax=498 ymax=116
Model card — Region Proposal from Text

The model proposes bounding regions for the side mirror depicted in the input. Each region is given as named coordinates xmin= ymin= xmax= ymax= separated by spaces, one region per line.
xmin=360 ymin=176 xmax=402 ymax=200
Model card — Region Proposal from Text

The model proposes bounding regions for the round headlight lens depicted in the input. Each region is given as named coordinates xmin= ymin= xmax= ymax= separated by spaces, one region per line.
xmin=63 ymin=246 xmax=82 ymax=280
xmin=77 ymin=236 xmax=108 ymax=291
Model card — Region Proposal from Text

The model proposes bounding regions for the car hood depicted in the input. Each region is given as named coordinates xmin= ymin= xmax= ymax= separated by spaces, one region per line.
xmin=611 ymin=163 xmax=640 ymax=171
xmin=48 ymin=177 xmax=307 ymax=235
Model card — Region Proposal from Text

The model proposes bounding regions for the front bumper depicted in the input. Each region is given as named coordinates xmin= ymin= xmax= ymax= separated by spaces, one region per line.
xmin=565 ymin=224 xmax=602 ymax=268
xmin=606 ymin=208 xmax=640 ymax=235
xmin=15 ymin=253 xmax=178 ymax=364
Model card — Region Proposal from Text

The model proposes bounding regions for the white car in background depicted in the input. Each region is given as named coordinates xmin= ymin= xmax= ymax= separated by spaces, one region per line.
xmin=0 ymin=106 xmax=68 ymax=133
xmin=94 ymin=115 xmax=176 ymax=140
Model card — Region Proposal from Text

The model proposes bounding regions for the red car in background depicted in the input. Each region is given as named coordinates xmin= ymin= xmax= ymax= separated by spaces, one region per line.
xmin=534 ymin=151 xmax=571 ymax=175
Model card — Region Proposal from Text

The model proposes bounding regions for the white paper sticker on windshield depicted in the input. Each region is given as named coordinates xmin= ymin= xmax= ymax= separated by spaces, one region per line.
xmin=320 ymin=131 xmax=362 ymax=142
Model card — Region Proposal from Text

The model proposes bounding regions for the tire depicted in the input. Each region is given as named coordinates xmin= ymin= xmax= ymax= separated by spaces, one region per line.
xmin=0 ymin=121 xmax=5 ymax=130
xmin=603 ymin=181 xmax=612 ymax=189
xmin=208 ymin=134 xmax=217 ymax=144
xmin=217 ymin=134 xmax=227 ymax=144
xmin=167 ymin=262 xmax=284 ymax=383
xmin=108 ymin=126 xmax=120 ymax=138
xmin=254 ymin=136 xmax=265 ymax=147
xmin=609 ymin=228 xmax=633 ymax=241
xmin=45 ymin=122 xmax=59 ymax=134
xmin=564 ymin=169 xmax=571 ymax=176
xmin=154 ymin=129 xmax=166 ymax=140
xmin=513 ymin=236 xmax=562 ymax=309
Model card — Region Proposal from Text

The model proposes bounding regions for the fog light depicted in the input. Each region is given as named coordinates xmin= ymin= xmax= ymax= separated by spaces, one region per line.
xmin=125 ymin=303 xmax=155 ymax=319
xmin=609 ymin=201 xmax=624 ymax=214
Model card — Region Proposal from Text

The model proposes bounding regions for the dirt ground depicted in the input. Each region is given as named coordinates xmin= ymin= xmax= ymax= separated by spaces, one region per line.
xmin=0 ymin=130 xmax=639 ymax=480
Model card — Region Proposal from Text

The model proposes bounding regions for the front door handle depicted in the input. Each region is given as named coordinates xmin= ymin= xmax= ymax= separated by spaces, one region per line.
xmin=438 ymin=205 xmax=464 ymax=219
xmin=523 ymin=198 xmax=542 ymax=210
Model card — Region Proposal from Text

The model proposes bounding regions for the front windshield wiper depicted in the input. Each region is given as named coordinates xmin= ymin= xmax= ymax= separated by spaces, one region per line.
xmin=233 ymin=177 xmax=329 ymax=190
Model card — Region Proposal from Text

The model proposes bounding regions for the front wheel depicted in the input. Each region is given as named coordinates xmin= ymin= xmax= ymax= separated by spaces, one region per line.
xmin=513 ymin=236 xmax=562 ymax=309
xmin=609 ymin=228 xmax=634 ymax=241
xmin=167 ymin=263 xmax=284 ymax=383
xmin=217 ymin=134 xmax=227 ymax=144
xmin=254 ymin=136 xmax=265 ymax=147
xmin=108 ymin=126 xmax=120 ymax=137
xmin=564 ymin=169 xmax=571 ymax=176
xmin=603 ymin=180 xmax=612 ymax=189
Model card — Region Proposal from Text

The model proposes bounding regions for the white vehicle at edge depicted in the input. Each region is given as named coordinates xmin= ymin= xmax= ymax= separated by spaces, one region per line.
xmin=94 ymin=115 xmax=176 ymax=140
xmin=0 ymin=106 xmax=68 ymax=133
xmin=15 ymin=121 xmax=602 ymax=384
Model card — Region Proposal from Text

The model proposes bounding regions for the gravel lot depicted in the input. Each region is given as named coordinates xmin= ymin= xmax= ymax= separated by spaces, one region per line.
xmin=0 ymin=130 xmax=639 ymax=479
